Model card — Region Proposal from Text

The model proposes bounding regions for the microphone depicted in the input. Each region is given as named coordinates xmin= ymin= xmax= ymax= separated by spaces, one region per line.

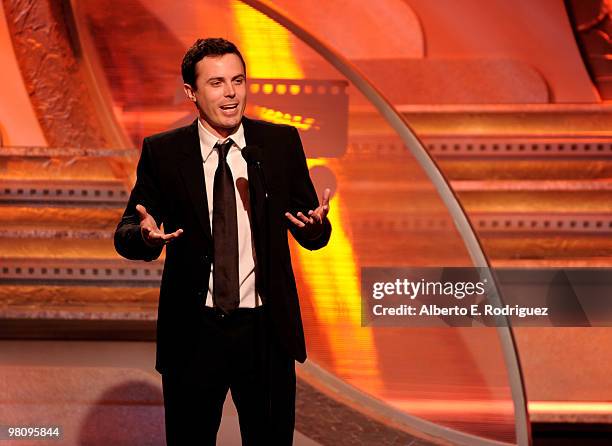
xmin=241 ymin=144 xmax=263 ymax=164
xmin=242 ymin=145 xmax=268 ymax=199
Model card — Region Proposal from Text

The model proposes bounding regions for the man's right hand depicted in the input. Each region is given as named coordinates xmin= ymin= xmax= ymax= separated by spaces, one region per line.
xmin=136 ymin=204 xmax=183 ymax=247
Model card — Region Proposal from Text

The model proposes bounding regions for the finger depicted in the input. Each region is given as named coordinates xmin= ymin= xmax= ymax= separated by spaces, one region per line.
xmin=308 ymin=209 xmax=322 ymax=224
xmin=137 ymin=205 xmax=159 ymax=230
xmin=296 ymin=212 xmax=309 ymax=224
xmin=142 ymin=228 xmax=166 ymax=246
xmin=135 ymin=204 xmax=148 ymax=220
xmin=313 ymin=205 xmax=326 ymax=218
xmin=285 ymin=212 xmax=305 ymax=227
xmin=147 ymin=229 xmax=166 ymax=240
xmin=142 ymin=223 xmax=162 ymax=234
xmin=161 ymin=229 xmax=184 ymax=240
xmin=297 ymin=211 xmax=313 ymax=225
xmin=321 ymin=188 xmax=331 ymax=206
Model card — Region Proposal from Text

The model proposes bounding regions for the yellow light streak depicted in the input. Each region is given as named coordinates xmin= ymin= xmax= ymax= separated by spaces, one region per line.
xmin=529 ymin=401 xmax=612 ymax=414
xmin=290 ymin=187 xmax=382 ymax=390
xmin=232 ymin=1 xmax=381 ymax=393
xmin=252 ymin=105 xmax=316 ymax=130
xmin=389 ymin=400 xmax=612 ymax=416
xmin=231 ymin=1 xmax=304 ymax=79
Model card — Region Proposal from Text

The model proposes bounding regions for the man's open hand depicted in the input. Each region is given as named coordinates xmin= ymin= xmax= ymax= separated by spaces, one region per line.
xmin=136 ymin=204 xmax=183 ymax=247
xmin=284 ymin=188 xmax=331 ymax=240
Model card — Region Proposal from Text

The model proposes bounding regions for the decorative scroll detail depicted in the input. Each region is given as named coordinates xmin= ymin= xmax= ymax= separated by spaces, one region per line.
xmin=566 ymin=0 xmax=612 ymax=100
xmin=2 ymin=0 xmax=110 ymax=147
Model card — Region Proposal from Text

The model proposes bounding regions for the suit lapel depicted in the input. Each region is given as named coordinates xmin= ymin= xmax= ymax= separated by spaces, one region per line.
xmin=242 ymin=116 xmax=265 ymax=148
xmin=178 ymin=118 xmax=213 ymax=245
xmin=242 ymin=117 xmax=270 ymax=302
xmin=242 ymin=116 xmax=269 ymax=214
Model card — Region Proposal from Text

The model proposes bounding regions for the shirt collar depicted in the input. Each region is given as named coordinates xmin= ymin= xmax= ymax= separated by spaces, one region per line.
xmin=198 ymin=118 xmax=245 ymax=160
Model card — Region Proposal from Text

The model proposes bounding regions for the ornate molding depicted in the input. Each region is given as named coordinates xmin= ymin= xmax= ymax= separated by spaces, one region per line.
xmin=2 ymin=0 xmax=110 ymax=147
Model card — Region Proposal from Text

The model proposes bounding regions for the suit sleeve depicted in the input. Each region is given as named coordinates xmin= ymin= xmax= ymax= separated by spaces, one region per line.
xmin=287 ymin=126 xmax=332 ymax=250
xmin=114 ymin=137 xmax=165 ymax=261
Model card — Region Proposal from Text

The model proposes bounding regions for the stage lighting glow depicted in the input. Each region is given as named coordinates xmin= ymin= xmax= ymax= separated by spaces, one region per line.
xmin=252 ymin=105 xmax=316 ymax=130
xmin=291 ymin=185 xmax=383 ymax=391
xmin=231 ymin=1 xmax=304 ymax=79
xmin=530 ymin=401 xmax=612 ymax=415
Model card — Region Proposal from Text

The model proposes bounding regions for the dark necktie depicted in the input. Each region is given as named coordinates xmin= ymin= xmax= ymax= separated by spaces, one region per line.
xmin=212 ymin=139 xmax=239 ymax=314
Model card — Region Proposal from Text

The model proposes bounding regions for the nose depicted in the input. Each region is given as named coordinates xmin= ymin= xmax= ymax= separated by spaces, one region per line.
xmin=224 ymin=82 xmax=236 ymax=98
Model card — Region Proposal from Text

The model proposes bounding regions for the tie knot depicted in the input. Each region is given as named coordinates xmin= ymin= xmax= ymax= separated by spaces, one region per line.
xmin=216 ymin=139 xmax=234 ymax=160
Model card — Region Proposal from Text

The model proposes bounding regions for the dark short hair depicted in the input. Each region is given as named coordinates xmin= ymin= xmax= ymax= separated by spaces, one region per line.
xmin=181 ymin=38 xmax=246 ymax=89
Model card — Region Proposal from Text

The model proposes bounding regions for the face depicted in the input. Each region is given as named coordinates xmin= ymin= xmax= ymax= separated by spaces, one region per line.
xmin=184 ymin=53 xmax=247 ymax=138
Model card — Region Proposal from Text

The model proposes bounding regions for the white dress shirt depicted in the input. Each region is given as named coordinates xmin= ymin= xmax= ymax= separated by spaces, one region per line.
xmin=198 ymin=118 xmax=262 ymax=308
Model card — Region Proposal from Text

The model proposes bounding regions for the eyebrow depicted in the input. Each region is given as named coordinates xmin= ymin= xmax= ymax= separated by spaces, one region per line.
xmin=207 ymin=74 xmax=245 ymax=82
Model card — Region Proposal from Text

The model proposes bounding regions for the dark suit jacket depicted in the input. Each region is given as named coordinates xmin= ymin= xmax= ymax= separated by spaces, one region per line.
xmin=114 ymin=116 xmax=331 ymax=374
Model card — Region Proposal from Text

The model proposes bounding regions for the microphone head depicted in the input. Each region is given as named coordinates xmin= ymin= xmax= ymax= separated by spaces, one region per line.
xmin=242 ymin=145 xmax=263 ymax=164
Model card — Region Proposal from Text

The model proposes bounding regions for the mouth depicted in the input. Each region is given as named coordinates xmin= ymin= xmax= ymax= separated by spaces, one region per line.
xmin=220 ymin=103 xmax=239 ymax=111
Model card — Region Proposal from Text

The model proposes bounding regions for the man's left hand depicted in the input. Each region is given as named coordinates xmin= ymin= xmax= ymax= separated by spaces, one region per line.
xmin=285 ymin=188 xmax=331 ymax=240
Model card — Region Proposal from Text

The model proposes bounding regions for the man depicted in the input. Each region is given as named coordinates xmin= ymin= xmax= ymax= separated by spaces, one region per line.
xmin=114 ymin=38 xmax=331 ymax=445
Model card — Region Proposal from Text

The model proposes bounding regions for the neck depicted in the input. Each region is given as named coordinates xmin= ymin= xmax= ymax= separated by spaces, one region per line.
xmin=198 ymin=116 xmax=238 ymax=139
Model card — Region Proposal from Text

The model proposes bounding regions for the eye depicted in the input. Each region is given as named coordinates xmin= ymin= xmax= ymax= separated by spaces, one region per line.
xmin=234 ymin=78 xmax=244 ymax=85
xmin=210 ymin=81 xmax=222 ymax=87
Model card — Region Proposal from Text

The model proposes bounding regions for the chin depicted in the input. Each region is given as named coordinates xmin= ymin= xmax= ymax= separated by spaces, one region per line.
xmin=222 ymin=118 xmax=241 ymax=128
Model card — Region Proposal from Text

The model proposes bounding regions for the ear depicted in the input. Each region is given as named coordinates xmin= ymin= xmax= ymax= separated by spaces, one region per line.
xmin=183 ymin=83 xmax=197 ymax=103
